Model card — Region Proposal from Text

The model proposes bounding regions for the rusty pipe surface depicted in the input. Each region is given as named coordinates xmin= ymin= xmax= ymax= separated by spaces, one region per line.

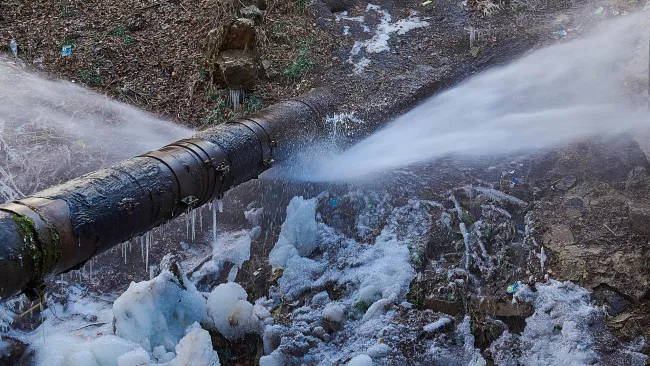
xmin=0 ymin=88 xmax=336 ymax=301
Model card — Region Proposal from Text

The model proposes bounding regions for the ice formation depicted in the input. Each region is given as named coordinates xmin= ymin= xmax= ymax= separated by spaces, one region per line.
xmin=269 ymin=196 xmax=319 ymax=268
xmin=112 ymin=267 xmax=208 ymax=351
xmin=169 ymin=323 xmax=220 ymax=366
xmin=348 ymin=354 xmax=373 ymax=365
xmin=343 ymin=5 xmax=429 ymax=73
xmin=260 ymin=192 xmax=418 ymax=364
xmin=504 ymin=280 xmax=610 ymax=365
xmin=207 ymin=282 xmax=260 ymax=340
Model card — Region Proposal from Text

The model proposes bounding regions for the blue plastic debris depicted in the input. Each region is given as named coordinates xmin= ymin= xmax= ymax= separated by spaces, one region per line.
xmin=9 ymin=40 xmax=17 ymax=57
xmin=62 ymin=45 xmax=73 ymax=56
xmin=511 ymin=177 xmax=519 ymax=184
xmin=506 ymin=283 xmax=519 ymax=294
xmin=558 ymin=29 xmax=568 ymax=37
xmin=329 ymin=198 xmax=339 ymax=208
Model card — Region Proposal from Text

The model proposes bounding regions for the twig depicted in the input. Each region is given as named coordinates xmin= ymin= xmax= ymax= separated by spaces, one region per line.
xmin=18 ymin=301 xmax=42 ymax=318
xmin=186 ymin=254 xmax=213 ymax=277
xmin=71 ymin=322 xmax=107 ymax=332
xmin=603 ymin=224 xmax=617 ymax=236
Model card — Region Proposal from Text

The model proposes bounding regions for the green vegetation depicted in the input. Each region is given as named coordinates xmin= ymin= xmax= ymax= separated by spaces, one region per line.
xmin=12 ymin=213 xmax=61 ymax=280
xmin=353 ymin=299 xmax=370 ymax=313
xmin=284 ymin=39 xmax=312 ymax=80
xmin=110 ymin=26 xmax=136 ymax=45
xmin=60 ymin=6 xmax=76 ymax=17
xmin=78 ymin=69 xmax=105 ymax=86
xmin=407 ymin=282 xmax=425 ymax=309
xmin=294 ymin=0 xmax=311 ymax=14
xmin=202 ymin=90 xmax=266 ymax=125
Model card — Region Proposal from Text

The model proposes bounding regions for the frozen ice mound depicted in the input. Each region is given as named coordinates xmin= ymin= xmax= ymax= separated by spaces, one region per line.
xmin=207 ymin=282 xmax=260 ymax=340
xmin=348 ymin=354 xmax=373 ymax=366
xmin=33 ymin=334 xmax=146 ymax=366
xmin=269 ymin=196 xmax=318 ymax=268
xmin=278 ymin=256 xmax=325 ymax=300
xmin=112 ymin=268 xmax=208 ymax=351
xmin=169 ymin=323 xmax=220 ymax=366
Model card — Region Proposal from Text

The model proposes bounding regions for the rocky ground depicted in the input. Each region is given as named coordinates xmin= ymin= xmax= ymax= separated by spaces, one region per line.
xmin=2 ymin=0 xmax=650 ymax=365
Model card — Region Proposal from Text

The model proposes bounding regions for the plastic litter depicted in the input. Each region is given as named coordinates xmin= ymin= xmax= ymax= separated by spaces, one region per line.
xmin=511 ymin=177 xmax=519 ymax=184
xmin=421 ymin=0 xmax=433 ymax=6
xmin=594 ymin=7 xmax=604 ymax=15
xmin=558 ymin=29 xmax=567 ymax=37
xmin=62 ymin=45 xmax=73 ymax=56
xmin=9 ymin=40 xmax=17 ymax=57
xmin=506 ymin=283 xmax=519 ymax=294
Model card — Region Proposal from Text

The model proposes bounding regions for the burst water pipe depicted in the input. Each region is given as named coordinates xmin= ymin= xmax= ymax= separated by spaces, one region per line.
xmin=0 ymin=88 xmax=336 ymax=301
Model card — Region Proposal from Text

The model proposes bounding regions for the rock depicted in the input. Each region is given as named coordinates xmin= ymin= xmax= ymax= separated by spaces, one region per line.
xmin=473 ymin=318 xmax=507 ymax=349
xmin=563 ymin=197 xmax=586 ymax=218
xmin=323 ymin=0 xmax=355 ymax=12
xmin=240 ymin=5 xmax=265 ymax=25
xmin=554 ymin=177 xmax=577 ymax=191
xmin=262 ymin=59 xmax=277 ymax=78
xmin=223 ymin=18 xmax=256 ymax=51
xmin=626 ymin=166 xmax=648 ymax=189
xmin=0 ymin=337 xmax=27 ymax=365
xmin=543 ymin=224 xmax=574 ymax=247
xmin=627 ymin=202 xmax=650 ymax=236
xmin=205 ymin=18 xmax=259 ymax=88
xmin=216 ymin=50 xmax=259 ymax=89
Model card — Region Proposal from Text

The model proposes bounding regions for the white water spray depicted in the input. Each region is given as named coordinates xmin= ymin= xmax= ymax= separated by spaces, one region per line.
xmin=306 ymin=14 xmax=650 ymax=182
xmin=0 ymin=60 xmax=192 ymax=198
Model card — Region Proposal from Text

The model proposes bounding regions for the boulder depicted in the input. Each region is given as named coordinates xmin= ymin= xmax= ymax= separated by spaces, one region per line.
xmin=205 ymin=18 xmax=258 ymax=88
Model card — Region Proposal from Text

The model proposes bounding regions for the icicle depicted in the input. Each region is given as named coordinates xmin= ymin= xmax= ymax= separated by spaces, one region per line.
xmin=140 ymin=236 xmax=144 ymax=262
xmin=212 ymin=201 xmax=217 ymax=247
xmin=186 ymin=210 xmax=190 ymax=239
xmin=199 ymin=206 xmax=203 ymax=232
xmin=191 ymin=209 xmax=196 ymax=242
xmin=217 ymin=199 xmax=224 ymax=213
xmin=145 ymin=231 xmax=151 ymax=274
xmin=230 ymin=89 xmax=242 ymax=109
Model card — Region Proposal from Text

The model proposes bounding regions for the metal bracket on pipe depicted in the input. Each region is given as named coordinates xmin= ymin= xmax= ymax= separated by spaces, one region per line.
xmin=231 ymin=119 xmax=273 ymax=164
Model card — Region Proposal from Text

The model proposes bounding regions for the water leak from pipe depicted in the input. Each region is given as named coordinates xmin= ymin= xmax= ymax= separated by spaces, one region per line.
xmin=302 ymin=14 xmax=650 ymax=182
xmin=0 ymin=60 xmax=193 ymax=198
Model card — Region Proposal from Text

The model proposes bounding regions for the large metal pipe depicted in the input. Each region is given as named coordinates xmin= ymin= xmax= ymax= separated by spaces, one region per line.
xmin=0 ymin=88 xmax=336 ymax=301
